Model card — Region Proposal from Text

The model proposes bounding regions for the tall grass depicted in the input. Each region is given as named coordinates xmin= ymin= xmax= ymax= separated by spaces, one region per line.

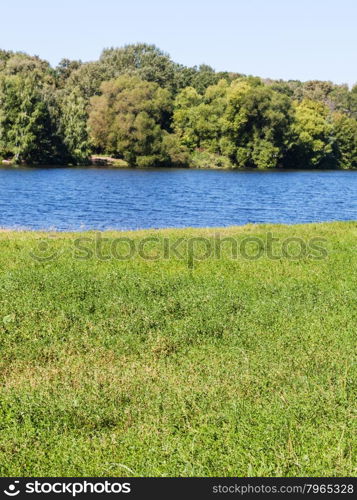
xmin=0 ymin=222 xmax=356 ymax=476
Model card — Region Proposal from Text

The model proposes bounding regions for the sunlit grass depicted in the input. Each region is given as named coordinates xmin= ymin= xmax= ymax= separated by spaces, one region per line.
xmin=0 ymin=222 xmax=356 ymax=476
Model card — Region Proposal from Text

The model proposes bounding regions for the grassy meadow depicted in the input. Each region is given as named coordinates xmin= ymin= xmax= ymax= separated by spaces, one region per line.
xmin=0 ymin=222 xmax=356 ymax=477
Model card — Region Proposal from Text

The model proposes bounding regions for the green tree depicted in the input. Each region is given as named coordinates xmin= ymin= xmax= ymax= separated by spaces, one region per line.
xmin=174 ymin=78 xmax=294 ymax=169
xmin=0 ymin=74 xmax=54 ymax=163
xmin=63 ymin=61 xmax=105 ymax=101
xmin=58 ymin=87 xmax=91 ymax=164
xmin=0 ymin=44 xmax=356 ymax=169
xmin=88 ymin=75 xmax=174 ymax=166
xmin=287 ymin=100 xmax=335 ymax=168
xmin=173 ymin=86 xmax=203 ymax=150
xmin=332 ymin=113 xmax=357 ymax=169
xmin=55 ymin=58 xmax=82 ymax=88
xmin=350 ymin=84 xmax=357 ymax=118
xmin=221 ymin=80 xmax=294 ymax=168
xmin=173 ymin=79 xmax=229 ymax=152
xmin=99 ymin=44 xmax=180 ymax=92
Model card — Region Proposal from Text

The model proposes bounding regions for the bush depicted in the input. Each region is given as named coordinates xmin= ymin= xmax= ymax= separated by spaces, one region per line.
xmin=162 ymin=133 xmax=190 ymax=166
xmin=190 ymin=150 xmax=232 ymax=169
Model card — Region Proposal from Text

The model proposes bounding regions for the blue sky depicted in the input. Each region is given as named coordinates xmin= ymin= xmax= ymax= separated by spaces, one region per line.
xmin=1 ymin=0 xmax=356 ymax=85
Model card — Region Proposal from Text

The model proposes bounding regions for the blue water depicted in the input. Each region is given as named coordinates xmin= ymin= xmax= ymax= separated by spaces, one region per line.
xmin=0 ymin=167 xmax=356 ymax=230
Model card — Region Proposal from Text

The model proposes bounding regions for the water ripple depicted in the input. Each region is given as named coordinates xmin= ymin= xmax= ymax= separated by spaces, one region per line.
xmin=0 ymin=167 xmax=356 ymax=231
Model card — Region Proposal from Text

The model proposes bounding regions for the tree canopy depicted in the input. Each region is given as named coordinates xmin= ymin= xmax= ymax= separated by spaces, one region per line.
xmin=0 ymin=44 xmax=356 ymax=168
xmin=88 ymin=75 xmax=175 ymax=166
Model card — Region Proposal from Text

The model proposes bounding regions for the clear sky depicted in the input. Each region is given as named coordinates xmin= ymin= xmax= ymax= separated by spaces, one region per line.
xmin=1 ymin=0 xmax=356 ymax=86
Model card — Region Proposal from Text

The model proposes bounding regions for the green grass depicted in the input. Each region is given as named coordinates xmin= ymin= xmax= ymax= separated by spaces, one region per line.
xmin=0 ymin=222 xmax=356 ymax=477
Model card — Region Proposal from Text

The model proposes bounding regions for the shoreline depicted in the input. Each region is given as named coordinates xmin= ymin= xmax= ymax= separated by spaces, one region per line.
xmin=0 ymin=220 xmax=355 ymax=235
xmin=1 ymin=160 xmax=356 ymax=171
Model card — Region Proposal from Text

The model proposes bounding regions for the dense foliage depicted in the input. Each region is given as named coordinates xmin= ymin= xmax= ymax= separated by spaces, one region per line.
xmin=0 ymin=45 xmax=356 ymax=168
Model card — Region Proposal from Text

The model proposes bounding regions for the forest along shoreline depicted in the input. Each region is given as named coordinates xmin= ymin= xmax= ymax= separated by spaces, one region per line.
xmin=0 ymin=44 xmax=357 ymax=170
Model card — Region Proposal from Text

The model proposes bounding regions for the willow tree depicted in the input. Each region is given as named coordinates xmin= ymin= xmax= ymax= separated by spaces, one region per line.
xmin=88 ymin=75 xmax=174 ymax=167
xmin=0 ymin=74 xmax=53 ymax=163
xmin=58 ymin=87 xmax=91 ymax=164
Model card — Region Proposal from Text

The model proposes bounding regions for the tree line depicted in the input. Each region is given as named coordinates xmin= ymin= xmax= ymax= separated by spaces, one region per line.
xmin=0 ymin=44 xmax=356 ymax=168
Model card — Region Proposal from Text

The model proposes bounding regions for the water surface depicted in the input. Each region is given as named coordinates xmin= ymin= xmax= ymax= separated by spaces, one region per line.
xmin=0 ymin=167 xmax=356 ymax=230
